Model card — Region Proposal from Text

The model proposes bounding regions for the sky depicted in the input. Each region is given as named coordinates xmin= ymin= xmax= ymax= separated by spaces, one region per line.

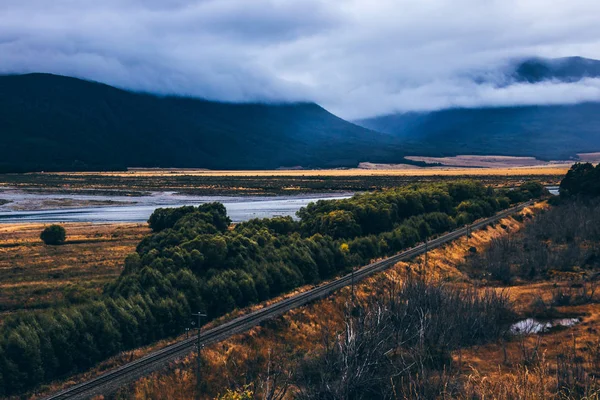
xmin=2 ymin=0 xmax=600 ymax=119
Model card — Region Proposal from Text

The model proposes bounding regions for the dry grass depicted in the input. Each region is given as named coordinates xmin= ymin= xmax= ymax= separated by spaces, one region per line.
xmin=458 ymin=304 xmax=600 ymax=399
xmin=0 ymin=222 xmax=148 ymax=316
xmin=457 ymin=302 xmax=600 ymax=372
xmin=406 ymin=155 xmax=552 ymax=168
xmin=1 ymin=168 xmax=565 ymax=197
xmin=49 ymin=165 xmax=572 ymax=177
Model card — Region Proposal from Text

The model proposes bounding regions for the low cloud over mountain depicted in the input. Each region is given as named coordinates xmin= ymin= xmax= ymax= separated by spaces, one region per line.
xmin=3 ymin=0 xmax=600 ymax=118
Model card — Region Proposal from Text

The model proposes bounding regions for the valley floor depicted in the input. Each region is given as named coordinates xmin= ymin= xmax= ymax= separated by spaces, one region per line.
xmin=0 ymin=223 xmax=147 ymax=318
xmin=8 ymin=190 xmax=597 ymax=400
xmin=0 ymin=165 xmax=567 ymax=197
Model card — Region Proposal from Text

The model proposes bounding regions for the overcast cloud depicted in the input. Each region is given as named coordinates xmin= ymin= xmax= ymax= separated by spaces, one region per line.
xmin=2 ymin=0 xmax=600 ymax=119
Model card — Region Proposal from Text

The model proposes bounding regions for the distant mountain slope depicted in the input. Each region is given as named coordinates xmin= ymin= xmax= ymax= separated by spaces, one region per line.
xmin=356 ymin=103 xmax=600 ymax=160
xmin=0 ymin=73 xmax=401 ymax=172
xmin=357 ymin=57 xmax=600 ymax=160
xmin=512 ymin=56 xmax=600 ymax=83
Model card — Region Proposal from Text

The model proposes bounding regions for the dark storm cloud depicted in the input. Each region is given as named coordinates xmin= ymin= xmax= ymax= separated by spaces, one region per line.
xmin=2 ymin=0 xmax=600 ymax=118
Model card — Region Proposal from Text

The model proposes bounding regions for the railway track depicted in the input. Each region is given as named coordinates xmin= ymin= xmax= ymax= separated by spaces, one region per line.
xmin=45 ymin=200 xmax=533 ymax=400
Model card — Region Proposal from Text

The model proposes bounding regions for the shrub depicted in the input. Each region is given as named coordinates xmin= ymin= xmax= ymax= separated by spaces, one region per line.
xmin=294 ymin=277 xmax=515 ymax=399
xmin=40 ymin=225 xmax=66 ymax=245
xmin=466 ymin=199 xmax=600 ymax=283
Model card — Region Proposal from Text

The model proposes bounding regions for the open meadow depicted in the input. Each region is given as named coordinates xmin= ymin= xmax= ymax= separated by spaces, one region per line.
xmin=0 ymin=223 xmax=148 ymax=317
xmin=0 ymin=165 xmax=569 ymax=196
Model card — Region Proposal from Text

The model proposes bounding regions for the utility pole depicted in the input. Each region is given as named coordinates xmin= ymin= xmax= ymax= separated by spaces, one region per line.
xmin=192 ymin=311 xmax=207 ymax=398
xmin=265 ymin=348 xmax=272 ymax=399
xmin=351 ymin=266 xmax=355 ymax=304
xmin=424 ymin=236 xmax=428 ymax=271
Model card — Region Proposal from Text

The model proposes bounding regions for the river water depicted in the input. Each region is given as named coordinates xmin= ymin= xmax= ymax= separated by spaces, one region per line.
xmin=0 ymin=185 xmax=559 ymax=224
xmin=0 ymin=190 xmax=353 ymax=224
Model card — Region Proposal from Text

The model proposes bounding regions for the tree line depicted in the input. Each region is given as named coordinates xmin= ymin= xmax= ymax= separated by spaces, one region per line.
xmin=467 ymin=163 xmax=600 ymax=287
xmin=0 ymin=180 xmax=545 ymax=395
xmin=559 ymin=162 xmax=600 ymax=198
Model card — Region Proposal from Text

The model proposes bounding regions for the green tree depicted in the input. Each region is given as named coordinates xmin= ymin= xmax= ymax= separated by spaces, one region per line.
xmin=560 ymin=162 xmax=600 ymax=197
xmin=40 ymin=225 xmax=66 ymax=245
xmin=319 ymin=210 xmax=362 ymax=239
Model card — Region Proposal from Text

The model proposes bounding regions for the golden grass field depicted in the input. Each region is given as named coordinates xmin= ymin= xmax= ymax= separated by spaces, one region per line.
xmin=0 ymin=165 xmax=568 ymax=197
xmin=64 ymin=164 xmax=573 ymax=177
xmin=0 ymin=223 xmax=148 ymax=317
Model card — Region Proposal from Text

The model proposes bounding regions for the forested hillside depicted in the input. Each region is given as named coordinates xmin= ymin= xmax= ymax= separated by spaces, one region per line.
xmin=0 ymin=73 xmax=401 ymax=172
xmin=357 ymin=57 xmax=600 ymax=160
xmin=0 ymin=180 xmax=545 ymax=395
xmin=512 ymin=56 xmax=600 ymax=83
xmin=356 ymin=103 xmax=600 ymax=160
xmin=5 ymin=68 xmax=600 ymax=173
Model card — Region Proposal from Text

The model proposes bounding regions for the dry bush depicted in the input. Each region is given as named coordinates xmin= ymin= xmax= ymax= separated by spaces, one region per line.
xmin=463 ymin=351 xmax=600 ymax=400
xmin=293 ymin=276 xmax=514 ymax=399
xmin=462 ymin=361 xmax=556 ymax=400
xmin=466 ymin=200 xmax=600 ymax=284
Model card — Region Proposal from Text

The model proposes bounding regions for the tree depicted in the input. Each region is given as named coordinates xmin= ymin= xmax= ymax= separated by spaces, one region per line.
xmin=319 ymin=210 xmax=362 ymax=239
xmin=560 ymin=163 xmax=600 ymax=197
xmin=40 ymin=225 xmax=66 ymax=245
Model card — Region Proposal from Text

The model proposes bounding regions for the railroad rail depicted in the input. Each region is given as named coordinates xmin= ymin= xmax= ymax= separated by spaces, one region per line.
xmin=45 ymin=200 xmax=533 ymax=399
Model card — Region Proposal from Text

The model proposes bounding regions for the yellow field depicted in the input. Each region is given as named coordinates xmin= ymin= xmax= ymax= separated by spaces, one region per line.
xmin=51 ymin=164 xmax=572 ymax=177
xmin=0 ymin=223 xmax=148 ymax=316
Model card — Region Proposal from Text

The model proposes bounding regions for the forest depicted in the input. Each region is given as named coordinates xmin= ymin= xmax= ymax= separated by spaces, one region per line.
xmin=0 ymin=180 xmax=545 ymax=395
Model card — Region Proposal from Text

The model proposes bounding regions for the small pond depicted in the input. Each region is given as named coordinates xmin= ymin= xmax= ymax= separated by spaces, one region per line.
xmin=510 ymin=317 xmax=581 ymax=335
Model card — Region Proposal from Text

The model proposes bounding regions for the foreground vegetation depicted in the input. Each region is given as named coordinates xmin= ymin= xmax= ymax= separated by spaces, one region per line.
xmin=126 ymin=164 xmax=600 ymax=399
xmin=293 ymin=278 xmax=514 ymax=399
xmin=0 ymin=180 xmax=544 ymax=396
xmin=467 ymin=199 xmax=600 ymax=285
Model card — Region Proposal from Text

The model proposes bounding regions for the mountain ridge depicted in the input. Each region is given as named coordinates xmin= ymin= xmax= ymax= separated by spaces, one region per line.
xmin=3 ymin=62 xmax=600 ymax=172
xmin=356 ymin=103 xmax=600 ymax=160
xmin=356 ymin=57 xmax=600 ymax=160
xmin=0 ymin=73 xmax=403 ymax=172
xmin=511 ymin=56 xmax=600 ymax=83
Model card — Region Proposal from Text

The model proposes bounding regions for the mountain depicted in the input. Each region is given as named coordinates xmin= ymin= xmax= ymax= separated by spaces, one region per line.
xmin=3 ymin=63 xmax=600 ymax=172
xmin=356 ymin=57 xmax=600 ymax=160
xmin=357 ymin=103 xmax=600 ymax=160
xmin=0 ymin=73 xmax=403 ymax=172
xmin=512 ymin=56 xmax=600 ymax=83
